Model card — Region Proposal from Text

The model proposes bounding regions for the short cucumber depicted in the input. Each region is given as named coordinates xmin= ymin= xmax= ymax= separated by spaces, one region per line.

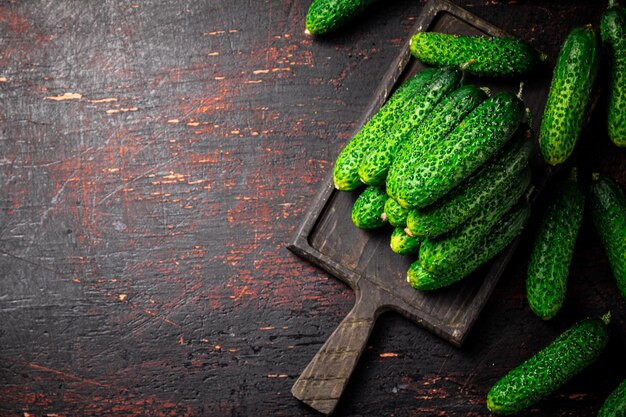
xmin=351 ymin=186 xmax=388 ymax=229
xmin=539 ymin=25 xmax=599 ymax=165
xmin=390 ymin=227 xmax=422 ymax=256
xmin=526 ymin=173 xmax=585 ymax=320
xmin=382 ymin=197 xmax=409 ymax=228
xmin=590 ymin=174 xmax=626 ymax=298
xmin=333 ymin=68 xmax=438 ymax=191
xmin=418 ymin=169 xmax=531 ymax=275
xmin=408 ymin=201 xmax=530 ymax=291
xmin=599 ymin=378 xmax=626 ymax=417
xmin=410 ymin=32 xmax=545 ymax=77
xmin=487 ymin=314 xmax=611 ymax=415
xmin=601 ymin=0 xmax=626 ymax=146
xmin=389 ymin=90 xmax=524 ymax=209
xmin=386 ymin=84 xmax=490 ymax=208
xmin=358 ymin=67 xmax=462 ymax=186
xmin=305 ymin=0 xmax=376 ymax=36
xmin=405 ymin=129 xmax=532 ymax=238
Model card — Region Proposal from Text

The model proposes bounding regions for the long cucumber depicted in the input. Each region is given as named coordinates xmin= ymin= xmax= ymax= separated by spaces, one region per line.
xmin=602 ymin=0 xmax=626 ymax=146
xmin=410 ymin=32 xmax=545 ymax=77
xmin=487 ymin=314 xmax=610 ymax=415
xmin=405 ymin=129 xmax=532 ymax=238
xmin=590 ymin=174 xmax=626 ymax=298
xmin=526 ymin=173 xmax=585 ymax=320
xmin=539 ymin=25 xmax=599 ymax=165
xmin=357 ymin=68 xmax=462 ymax=186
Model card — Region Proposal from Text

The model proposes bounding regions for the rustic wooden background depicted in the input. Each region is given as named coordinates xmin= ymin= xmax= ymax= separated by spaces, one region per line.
xmin=1 ymin=0 xmax=625 ymax=416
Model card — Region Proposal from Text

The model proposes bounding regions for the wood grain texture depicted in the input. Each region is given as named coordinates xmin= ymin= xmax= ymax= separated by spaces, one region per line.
xmin=0 ymin=0 xmax=624 ymax=416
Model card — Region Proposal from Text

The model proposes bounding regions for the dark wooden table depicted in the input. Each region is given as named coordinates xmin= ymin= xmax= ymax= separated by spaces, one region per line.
xmin=1 ymin=1 xmax=625 ymax=416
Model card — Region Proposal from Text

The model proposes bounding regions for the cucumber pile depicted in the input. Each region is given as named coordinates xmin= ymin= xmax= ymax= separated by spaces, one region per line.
xmin=317 ymin=0 xmax=626 ymax=415
xmin=338 ymin=65 xmax=532 ymax=292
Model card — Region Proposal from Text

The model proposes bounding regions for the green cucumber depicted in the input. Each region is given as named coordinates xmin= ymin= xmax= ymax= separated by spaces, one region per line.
xmin=382 ymin=197 xmax=409 ymax=228
xmin=386 ymin=84 xmax=490 ymax=208
xmin=602 ymin=0 xmax=626 ymax=146
xmin=539 ymin=25 xmax=599 ymax=165
xmin=305 ymin=0 xmax=376 ymax=36
xmin=389 ymin=90 xmax=524 ymax=209
xmin=357 ymin=68 xmax=462 ymax=186
xmin=418 ymin=169 xmax=531 ymax=275
xmin=390 ymin=227 xmax=422 ymax=256
xmin=487 ymin=314 xmax=611 ymax=415
xmin=333 ymin=68 xmax=438 ymax=191
xmin=526 ymin=173 xmax=585 ymax=320
xmin=590 ymin=174 xmax=626 ymax=298
xmin=405 ymin=129 xmax=532 ymax=238
xmin=410 ymin=32 xmax=545 ymax=77
xmin=351 ymin=186 xmax=388 ymax=229
xmin=408 ymin=201 xmax=530 ymax=291
xmin=599 ymin=378 xmax=626 ymax=417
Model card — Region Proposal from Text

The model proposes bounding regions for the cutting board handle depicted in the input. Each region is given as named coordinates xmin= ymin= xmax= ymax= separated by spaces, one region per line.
xmin=292 ymin=285 xmax=381 ymax=415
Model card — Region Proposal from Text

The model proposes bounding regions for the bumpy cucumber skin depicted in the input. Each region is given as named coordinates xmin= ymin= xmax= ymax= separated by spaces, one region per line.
xmin=305 ymin=0 xmax=376 ymax=36
xmin=418 ymin=168 xmax=531 ymax=275
xmin=358 ymin=68 xmax=462 ymax=186
xmin=410 ymin=32 xmax=542 ymax=77
xmin=406 ymin=131 xmax=532 ymax=238
xmin=408 ymin=202 xmax=530 ymax=291
xmin=390 ymin=91 xmax=524 ymax=209
xmin=383 ymin=197 xmax=409 ymax=228
xmin=386 ymin=85 xmax=490 ymax=208
xmin=602 ymin=3 xmax=626 ymax=146
xmin=590 ymin=175 xmax=626 ymax=298
xmin=599 ymin=378 xmax=626 ymax=417
xmin=486 ymin=316 xmax=610 ymax=415
xmin=351 ymin=186 xmax=388 ymax=229
xmin=390 ymin=227 xmax=422 ymax=255
xmin=526 ymin=179 xmax=585 ymax=320
xmin=539 ymin=26 xmax=599 ymax=165
xmin=333 ymin=69 xmax=438 ymax=191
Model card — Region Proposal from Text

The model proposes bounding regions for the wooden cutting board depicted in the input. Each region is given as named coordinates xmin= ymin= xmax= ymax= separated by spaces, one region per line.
xmin=287 ymin=0 xmax=553 ymax=414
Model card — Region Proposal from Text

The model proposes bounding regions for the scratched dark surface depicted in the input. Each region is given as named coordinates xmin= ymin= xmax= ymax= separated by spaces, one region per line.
xmin=1 ymin=0 xmax=625 ymax=416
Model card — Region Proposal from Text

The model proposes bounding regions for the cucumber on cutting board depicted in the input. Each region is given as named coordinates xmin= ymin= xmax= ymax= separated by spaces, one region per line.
xmin=410 ymin=32 xmax=545 ymax=77
xmin=382 ymin=197 xmax=409 ymax=228
xmin=351 ymin=185 xmax=388 ymax=229
xmin=390 ymin=227 xmax=422 ymax=256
